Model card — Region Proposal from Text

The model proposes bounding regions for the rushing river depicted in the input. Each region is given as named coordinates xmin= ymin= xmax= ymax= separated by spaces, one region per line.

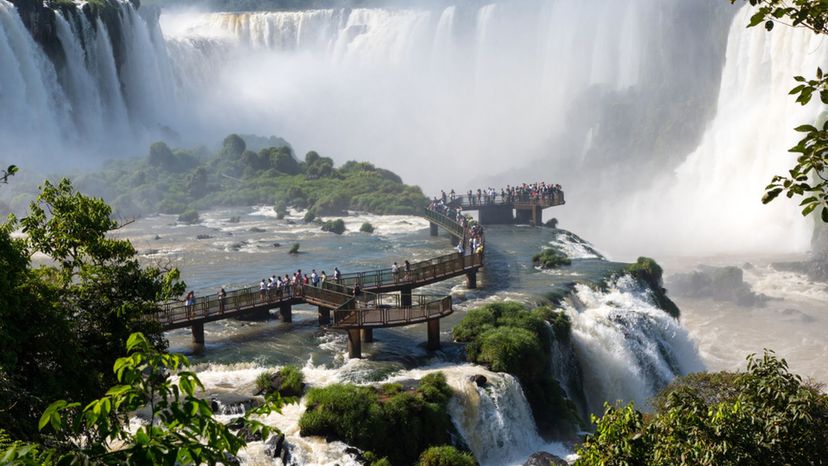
xmin=116 ymin=207 xmax=708 ymax=465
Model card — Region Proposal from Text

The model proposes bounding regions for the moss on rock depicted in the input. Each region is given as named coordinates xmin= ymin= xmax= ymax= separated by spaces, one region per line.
xmin=452 ymin=302 xmax=581 ymax=439
xmin=533 ymin=248 xmax=572 ymax=269
xmin=321 ymin=218 xmax=346 ymax=235
xmin=298 ymin=372 xmax=463 ymax=465
xmin=625 ymin=257 xmax=680 ymax=318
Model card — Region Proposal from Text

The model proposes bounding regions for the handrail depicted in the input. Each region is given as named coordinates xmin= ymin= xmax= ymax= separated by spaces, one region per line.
xmin=448 ymin=192 xmax=564 ymax=209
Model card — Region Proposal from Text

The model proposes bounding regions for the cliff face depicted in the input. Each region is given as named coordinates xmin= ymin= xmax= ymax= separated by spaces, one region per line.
xmin=9 ymin=0 xmax=61 ymax=62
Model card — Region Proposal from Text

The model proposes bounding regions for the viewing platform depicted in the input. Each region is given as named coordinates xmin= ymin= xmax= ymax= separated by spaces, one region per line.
xmin=155 ymin=206 xmax=483 ymax=358
xmin=447 ymin=192 xmax=564 ymax=226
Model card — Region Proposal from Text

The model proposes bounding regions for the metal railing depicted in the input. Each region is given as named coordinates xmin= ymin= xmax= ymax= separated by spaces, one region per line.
xmin=331 ymin=294 xmax=452 ymax=328
xmin=423 ymin=208 xmax=465 ymax=237
xmin=447 ymin=191 xmax=565 ymax=209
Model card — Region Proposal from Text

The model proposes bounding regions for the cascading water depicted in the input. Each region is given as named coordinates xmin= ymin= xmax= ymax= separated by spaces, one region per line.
xmin=561 ymin=275 xmax=704 ymax=414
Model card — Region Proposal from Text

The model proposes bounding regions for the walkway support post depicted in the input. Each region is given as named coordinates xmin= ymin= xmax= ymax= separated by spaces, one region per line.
xmin=427 ymin=319 xmax=440 ymax=350
xmin=362 ymin=328 xmax=373 ymax=343
xmin=318 ymin=306 xmax=331 ymax=326
xmin=466 ymin=271 xmax=477 ymax=289
xmin=279 ymin=303 xmax=292 ymax=323
xmin=348 ymin=329 xmax=362 ymax=358
xmin=191 ymin=322 xmax=205 ymax=346
xmin=429 ymin=222 xmax=438 ymax=236
xmin=401 ymin=287 xmax=412 ymax=307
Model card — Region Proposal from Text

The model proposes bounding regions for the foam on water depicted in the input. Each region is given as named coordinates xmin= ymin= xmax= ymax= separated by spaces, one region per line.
xmin=548 ymin=230 xmax=605 ymax=260
xmin=562 ymin=275 xmax=703 ymax=412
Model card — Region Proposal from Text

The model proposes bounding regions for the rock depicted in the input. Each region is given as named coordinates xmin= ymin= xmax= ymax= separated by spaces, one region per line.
xmin=249 ymin=227 xmax=266 ymax=233
xmin=154 ymin=234 xmax=161 ymax=240
xmin=523 ymin=451 xmax=568 ymax=466
xmin=272 ymin=243 xmax=281 ymax=248
xmin=222 ymin=452 xmax=241 ymax=466
xmin=470 ymin=374 xmax=487 ymax=387
xmin=196 ymin=234 xmax=213 ymax=240
xmin=668 ymin=265 xmax=769 ymax=307
xmin=286 ymin=219 xmax=296 ymax=225
xmin=236 ymin=425 xmax=263 ymax=442
xmin=265 ymin=433 xmax=290 ymax=464
xmin=225 ymin=417 xmax=245 ymax=430
xmin=772 ymin=259 xmax=828 ymax=283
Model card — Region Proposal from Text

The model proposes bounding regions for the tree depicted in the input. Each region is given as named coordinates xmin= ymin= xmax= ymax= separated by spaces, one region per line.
xmin=0 ymin=179 xmax=185 ymax=439
xmin=732 ymin=1 xmax=828 ymax=221
xmin=575 ymin=351 xmax=828 ymax=465
xmin=1 ymin=333 xmax=282 ymax=465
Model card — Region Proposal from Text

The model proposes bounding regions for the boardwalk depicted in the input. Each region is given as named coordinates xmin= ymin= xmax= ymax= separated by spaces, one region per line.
xmin=446 ymin=192 xmax=565 ymax=225
xmin=156 ymin=206 xmax=483 ymax=357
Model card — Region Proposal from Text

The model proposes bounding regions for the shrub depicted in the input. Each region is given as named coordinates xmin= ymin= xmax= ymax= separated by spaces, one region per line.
xmin=360 ymin=222 xmax=375 ymax=233
xmin=575 ymin=351 xmax=828 ymax=466
xmin=532 ymin=248 xmax=571 ymax=268
xmin=177 ymin=208 xmax=200 ymax=224
xmin=303 ymin=209 xmax=316 ymax=223
xmin=417 ymin=446 xmax=476 ymax=466
xmin=256 ymin=366 xmax=305 ymax=398
xmin=299 ymin=374 xmax=459 ymax=465
xmin=626 ymin=257 xmax=680 ymax=318
xmin=321 ymin=218 xmax=346 ymax=235
xmin=544 ymin=218 xmax=559 ymax=228
xmin=256 ymin=370 xmax=276 ymax=394
xmin=288 ymin=243 xmax=300 ymax=254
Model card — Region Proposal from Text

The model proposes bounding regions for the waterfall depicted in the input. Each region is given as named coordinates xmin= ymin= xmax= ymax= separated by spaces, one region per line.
xmin=561 ymin=275 xmax=704 ymax=414
xmin=0 ymin=0 xmax=179 ymax=168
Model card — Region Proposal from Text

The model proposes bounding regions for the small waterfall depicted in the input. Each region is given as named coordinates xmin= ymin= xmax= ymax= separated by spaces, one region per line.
xmin=562 ymin=275 xmax=704 ymax=414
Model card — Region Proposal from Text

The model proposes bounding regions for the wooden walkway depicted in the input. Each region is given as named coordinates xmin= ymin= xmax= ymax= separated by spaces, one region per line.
xmin=154 ymin=207 xmax=483 ymax=357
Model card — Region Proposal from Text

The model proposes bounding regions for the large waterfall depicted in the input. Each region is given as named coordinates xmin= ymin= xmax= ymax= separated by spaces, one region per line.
xmin=0 ymin=0 xmax=823 ymax=255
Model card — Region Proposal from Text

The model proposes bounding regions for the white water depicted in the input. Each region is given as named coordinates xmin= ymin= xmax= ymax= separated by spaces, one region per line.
xmin=562 ymin=275 xmax=704 ymax=413
xmin=2 ymin=1 xmax=821 ymax=257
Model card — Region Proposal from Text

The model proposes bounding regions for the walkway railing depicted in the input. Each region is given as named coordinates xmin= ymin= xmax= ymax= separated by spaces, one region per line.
xmin=448 ymin=192 xmax=564 ymax=209
xmin=423 ymin=209 xmax=465 ymax=238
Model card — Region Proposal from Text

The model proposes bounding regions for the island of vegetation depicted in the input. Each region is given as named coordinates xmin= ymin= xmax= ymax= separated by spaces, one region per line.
xmin=77 ymin=134 xmax=428 ymax=219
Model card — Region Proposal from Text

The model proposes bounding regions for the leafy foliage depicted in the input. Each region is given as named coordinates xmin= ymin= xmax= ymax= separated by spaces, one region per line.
xmin=360 ymin=222 xmax=375 ymax=233
xmin=452 ymin=302 xmax=581 ymax=438
xmin=1 ymin=333 xmax=281 ymax=465
xmin=177 ymin=208 xmax=200 ymax=224
xmin=321 ymin=218 xmax=346 ymax=235
xmin=288 ymin=243 xmax=300 ymax=254
xmin=0 ymin=179 xmax=184 ymax=439
xmin=76 ymin=135 xmax=428 ymax=218
xmin=732 ymin=0 xmax=828 ymax=221
xmin=416 ymin=446 xmax=476 ymax=466
xmin=298 ymin=372 xmax=460 ymax=465
xmin=575 ymin=351 xmax=828 ymax=465
xmin=532 ymin=248 xmax=571 ymax=268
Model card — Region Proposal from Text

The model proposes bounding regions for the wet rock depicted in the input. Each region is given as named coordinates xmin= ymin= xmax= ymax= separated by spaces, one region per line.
xmin=523 ymin=451 xmax=568 ymax=466
xmin=249 ymin=227 xmax=266 ymax=233
xmin=265 ymin=433 xmax=291 ymax=464
xmin=667 ymin=265 xmax=769 ymax=307
xmin=470 ymin=374 xmax=488 ymax=387
xmin=154 ymin=234 xmax=161 ymax=240
xmin=772 ymin=259 xmax=828 ymax=283
xmin=286 ymin=219 xmax=296 ymax=225
xmin=196 ymin=234 xmax=213 ymax=240
xmin=222 ymin=452 xmax=241 ymax=466
xmin=273 ymin=242 xmax=281 ymax=248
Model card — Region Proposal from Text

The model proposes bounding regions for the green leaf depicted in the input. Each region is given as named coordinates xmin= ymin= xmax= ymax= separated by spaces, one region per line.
xmin=822 ymin=207 xmax=828 ymax=222
xmin=765 ymin=20 xmax=774 ymax=31
xmin=794 ymin=124 xmax=818 ymax=132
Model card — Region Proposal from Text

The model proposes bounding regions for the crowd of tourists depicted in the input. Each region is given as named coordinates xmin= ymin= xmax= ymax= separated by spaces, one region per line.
xmin=427 ymin=194 xmax=485 ymax=256
xmin=255 ymin=266 xmax=344 ymax=302
xmin=434 ymin=182 xmax=563 ymax=206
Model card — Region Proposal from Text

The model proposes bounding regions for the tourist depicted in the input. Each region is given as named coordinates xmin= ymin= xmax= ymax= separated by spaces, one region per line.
xmin=311 ymin=269 xmax=319 ymax=287
xmin=334 ymin=267 xmax=342 ymax=283
xmin=353 ymin=281 xmax=362 ymax=297
xmin=218 ymin=288 xmax=226 ymax=313
xmin=392 ymin=261 xmax=400 ymax=283
xmin=259 ymin=279 xmax=267 ymax=301
xmin=404 ymin=260 xmax=411 ymax=281
xmin=320 ymin=270 xmax=327 ymax=285
xmin=185 ymin=291 xmax=195 ymax=318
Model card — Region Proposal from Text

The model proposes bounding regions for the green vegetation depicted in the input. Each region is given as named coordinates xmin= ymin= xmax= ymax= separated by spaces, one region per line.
xmin=625 ymin=257 xmax=680 ymax=318
xmin=0 ymin=164 xmax=17 ymax=184
xmin=360 ymin=222 xmax=375 ymax=233
xmin=532 ymin=248 xmax=571 ymax=268
xmin=417 ymin=446 xmax=476 ymax=466
xmin=575 ymin=351 xmax=828 ymax=465
xmin=321 ymin=218 xmax=346 ymax=235
xmin=288 ymin=243 xmax=300 ymax=254
xmin=0 ymin=179 xmax=184 ymax=439
xmin=298 ymin=372 xmax=462 ymax=465
xmin=176 ymin=208 xmax=200 ymax=224
xmin=452 ymin=302 xmax=580 ymax=438
xmin=1 ymin=332 xmax=281 ymax=464
xmin=80 ymin=134 xmax=428 ymax=218
xmin=731 ymin=1 xmax=828 ymax=222
xmin=256 ymin=365 xmax=305 ymax=398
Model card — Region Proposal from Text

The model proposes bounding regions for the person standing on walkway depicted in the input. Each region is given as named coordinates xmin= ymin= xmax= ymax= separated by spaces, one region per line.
xmin=218 ymin=288 xmax=227 ymax=314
